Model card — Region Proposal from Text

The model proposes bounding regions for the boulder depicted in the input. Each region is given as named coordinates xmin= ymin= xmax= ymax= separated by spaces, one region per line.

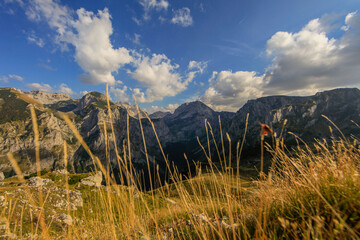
xmin=81 ymin=171 xmax=103 ymax=187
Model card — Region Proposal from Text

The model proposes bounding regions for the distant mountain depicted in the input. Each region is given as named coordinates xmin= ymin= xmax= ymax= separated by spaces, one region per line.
xmin=149 ymin=111 xmax=170 ymax=119
xmin=116 ymin=102 xmax=147 ymax=119
xmin=1 ymin=87 xmax=360 ymax=183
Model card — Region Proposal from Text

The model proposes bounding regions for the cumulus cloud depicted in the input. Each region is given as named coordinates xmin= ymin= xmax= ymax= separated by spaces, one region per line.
xmin=145 ymin=103 xmax=179 ymax=114
xmin=138 ymin=0 xmax=169 ymax=21
xmin=110 ymin=86 xmax=130 ymax=103
xmin=171 ymin=7 xmax=193 ymax=27
xmin=201 ymin=71 xmax=265 ymax=111
xmin=58 ymin=83 xmax=74 ymax=95
xmin=27 ymin=83 xmax=53 ymax=92
xmin=130 ymin=53 xmax=191 ymax=103
xmin=265 ymin=12 xmax=360 ymax=94
xmin=201 ymin=12 xmax=360 ymax=111
xmin=25 ymin=0 xmax=132 ymax=85
xmin=188 ymin=60 xmax=207 ymax=74
xmin=15 ymin=0 xmax=199 ymax=105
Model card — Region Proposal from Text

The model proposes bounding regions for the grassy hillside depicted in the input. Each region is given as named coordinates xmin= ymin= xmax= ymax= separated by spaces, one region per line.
xmin=0 ymin=89 xmax=42 ymax=124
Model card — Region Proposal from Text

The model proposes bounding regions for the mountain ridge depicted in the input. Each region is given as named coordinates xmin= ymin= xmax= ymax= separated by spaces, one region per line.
xmin=1 ymin=87 xmax=360 ymax=181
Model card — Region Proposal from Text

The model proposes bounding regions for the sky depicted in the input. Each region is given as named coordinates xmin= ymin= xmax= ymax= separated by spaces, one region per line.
xmin=0 ymin=0 xmax=359 ymax=113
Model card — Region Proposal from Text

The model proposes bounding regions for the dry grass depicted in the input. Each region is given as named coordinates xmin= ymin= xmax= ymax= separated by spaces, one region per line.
xmin=0 ymin=85 xmax=359 ymax=239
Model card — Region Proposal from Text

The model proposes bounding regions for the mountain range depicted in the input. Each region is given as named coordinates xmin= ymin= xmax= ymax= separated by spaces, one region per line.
xmin=1 ymin=87 xmax=360 ymax=182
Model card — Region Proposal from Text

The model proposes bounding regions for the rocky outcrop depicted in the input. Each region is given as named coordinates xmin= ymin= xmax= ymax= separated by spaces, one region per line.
xmin=28 ymin=177 xmax=53 ymax=187
xmin=22 ymin=90 xmax=71 ymax=104
xmin=81 ymin=171 xmax=103 ymax=187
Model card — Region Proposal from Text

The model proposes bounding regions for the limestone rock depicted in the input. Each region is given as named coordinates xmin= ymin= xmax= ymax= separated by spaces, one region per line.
xmin=81 ymin=172 xmax=103 ymax=187
xmin=28 ymin=177 xmax=53 ymax=187
xmin=57 ymin=213 xmax=73 ymax=225
xmin=22 ymin=90 xmax=71 ymax=104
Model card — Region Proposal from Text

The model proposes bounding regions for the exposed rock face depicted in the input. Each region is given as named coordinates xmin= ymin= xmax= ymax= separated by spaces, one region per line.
xmin=28 ymin=177 xmax=53 ymax=187
xmin=22 ymin=90 xmax=71 ymax=104
xmin=0 ymin=88 xmax=78 ymax=174
xmin=116 ymin=102 xmax=147 ymax=119
xmin=149 ymin=111 xmax=171 ymax=119
xmin=81 ymin=171 xmax=103 ymax=187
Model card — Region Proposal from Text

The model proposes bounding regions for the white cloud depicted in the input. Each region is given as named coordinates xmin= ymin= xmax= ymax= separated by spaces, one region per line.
xmin=0 ymin=74 xmax=24 ymax=83
xmin=188 ymin=60 xmax=207 ymax=73
xmin=201 ymin=70 xmax=265 ymax=111
xmin=201 ymin=12 xmax=360 ymax=111
xmin=27 ymin=83 xmax=53 ymax=92
xmin=185 ymin=71 xmax=197 ymax=83
xmin=171 ymin=7 xmax=193 ymax=27
xmin=145 ymin=103 xmax=179 ymax=114
xmin=0 ymin=76 xmax=8 ymax=83
xmin=138 ymin=0 xmax=169 ymax=21
xmin=264 ymin=13 xmax=360 ymax=93
xmin=130 ymin=53 xmax=190 ymax=103
xmin=208 ymin=71 xmax=218 ymax=82
xmin=25 ymin=0 xmax=132 ymax=85
xmin=126 ymin=33 xmax=141 ymax=45
xmin=110 ymin=86 xmax=130 ymax=103
xmin=8 ymin=74 xmax=24 ymax=81
xmin=58 ymin=83 xmax=74 ymax=95
xmin=4 ymin=0 xmax=24 ymax=7
xmin=38 ymin=63 xmax=56 ymax=71
xmin=132 ymin=17 xmax=142 ymax=25
xmin=80 ymin=90 xmax=88 ymax=95
xmin=72 ymin=8 xmax=133 ymax=85
xmin=27 ymin=31 xmax=44 ymax=47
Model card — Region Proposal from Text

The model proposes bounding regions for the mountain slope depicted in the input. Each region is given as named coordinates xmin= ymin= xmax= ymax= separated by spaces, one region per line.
xmin=1 ymin=87 xmax=360 ymax=182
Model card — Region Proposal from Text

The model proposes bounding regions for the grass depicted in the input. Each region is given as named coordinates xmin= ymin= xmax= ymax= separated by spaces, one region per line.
xmin=0 ymin=84 xmax=359 ymax=239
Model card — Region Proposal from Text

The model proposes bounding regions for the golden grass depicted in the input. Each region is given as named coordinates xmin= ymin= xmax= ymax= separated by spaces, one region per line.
xmin=1 ymin=86 xmax=359 ymax=239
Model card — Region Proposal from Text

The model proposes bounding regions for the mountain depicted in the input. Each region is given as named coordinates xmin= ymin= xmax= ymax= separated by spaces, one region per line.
xmin=149 ymin=111 xmax=171 ymax=119
xmin=1 ymin=87 xmax=360 ymax=183
xmin=0 ymin=88 xmax=78 ymax=175
xmin=226 ymin=88 xmax=360 ymax=162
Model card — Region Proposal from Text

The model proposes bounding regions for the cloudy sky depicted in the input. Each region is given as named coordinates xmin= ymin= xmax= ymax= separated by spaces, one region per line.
xmin=0 ymin=0 xmax=359 ymax=112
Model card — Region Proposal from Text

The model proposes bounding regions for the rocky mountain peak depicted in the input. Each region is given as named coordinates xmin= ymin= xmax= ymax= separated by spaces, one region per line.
xmin=116 ymin=102 xmax=147 ymax=119
xmin=171 ymin=101 xmax=214 ymax=119
xmin=74 ymin=91 xmax=109 ymax=113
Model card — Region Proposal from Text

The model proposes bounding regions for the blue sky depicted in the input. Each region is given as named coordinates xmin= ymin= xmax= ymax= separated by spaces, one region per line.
xmin=0 ymin=0 xmax=359 ymax=112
